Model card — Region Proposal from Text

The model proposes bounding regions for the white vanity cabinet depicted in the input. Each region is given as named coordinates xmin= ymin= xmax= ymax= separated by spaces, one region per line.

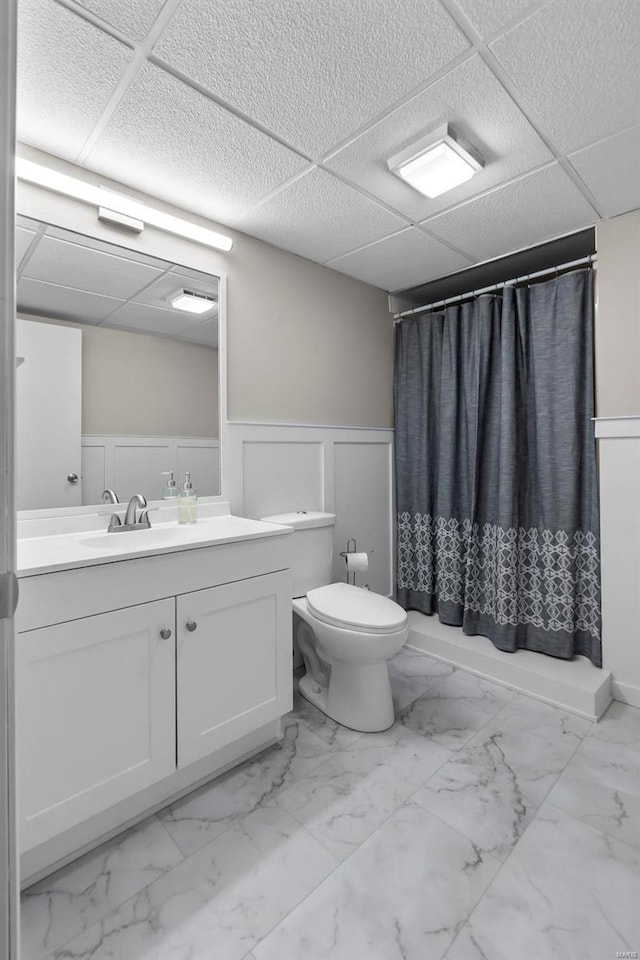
xmin=16 ymin=526 xmax=293 ymax=879
xmin=17 ymin=599 xmax=176 ymax=851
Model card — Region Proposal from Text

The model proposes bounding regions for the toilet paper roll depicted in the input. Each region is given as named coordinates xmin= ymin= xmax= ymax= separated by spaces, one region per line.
xmin=346 ymin=552 xmax=368 ymax=573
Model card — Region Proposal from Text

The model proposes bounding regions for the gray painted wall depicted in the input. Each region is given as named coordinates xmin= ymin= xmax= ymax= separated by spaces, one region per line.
xmin=596 ymin=209 xmax=640 ymax=417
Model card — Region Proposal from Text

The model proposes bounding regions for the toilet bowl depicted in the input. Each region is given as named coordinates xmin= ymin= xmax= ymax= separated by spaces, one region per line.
xmin=260 ymin=512 xmax=408 ymax=733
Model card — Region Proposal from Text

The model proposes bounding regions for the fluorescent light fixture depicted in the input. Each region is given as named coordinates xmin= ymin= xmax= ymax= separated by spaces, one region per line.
xmin=170 ymin=289 xmax=217 ymax=315
xmin=15 ymin=157 xmax=234 ymax=252
xmin=388 ymin=125 xmax=483 ymax=198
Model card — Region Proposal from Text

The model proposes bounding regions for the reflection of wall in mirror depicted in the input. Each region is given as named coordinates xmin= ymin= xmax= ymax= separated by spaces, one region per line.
xmin=16 ymin=315 xmax=220 ymax=508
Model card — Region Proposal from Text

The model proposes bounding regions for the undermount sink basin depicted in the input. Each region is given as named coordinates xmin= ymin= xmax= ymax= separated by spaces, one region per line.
xmin=81 ymin=526 xmax=188 ymax=549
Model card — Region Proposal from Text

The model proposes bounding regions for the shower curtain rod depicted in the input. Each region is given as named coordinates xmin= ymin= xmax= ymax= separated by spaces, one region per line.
xmin=393 ymin=254 xmax=596 ymax=322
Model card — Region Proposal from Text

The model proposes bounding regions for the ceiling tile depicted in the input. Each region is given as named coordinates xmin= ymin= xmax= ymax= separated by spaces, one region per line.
xmin=327 ymin=228 xmax=473 ymax=292
xmin=325 ymin=55 xmax=552 ymax=221
xmin=171 ymin=265 xmax=221 ymax=290
xmin=179 ymin=319 xmax=219 ymax=347
xmin=236 ymin=168 xmax=407 ymax=263
xmin=72 ymin=0 xmax=166 ymax=41
xmin=450 ymin=0 xmax=541 ymax=39
xmin=104 ymin=301 xmax=198 ymax=337
xmin=43 ymin=225 xmax=171 ymax=269
xmin=17 ymin=278 xmax=124 ymax=325
xmin=153 ymin=0 xmax=469 ymax=157
xmin=17 ymin=0 xmax=132 ymax=160
xmin=568 ymin=126 xmax=640 ymax=219
xmin=423 ymin=164 xmax=597 ymax=262
xmin=22 ymin=235 xmax=164 ymax=299
xmin=87 ymin=63 xmax=308 ymax=224
xmin=490 ymin=0 xmax=640 ymax=153
xmin=15 ymin=226 xmax=37 ymax=266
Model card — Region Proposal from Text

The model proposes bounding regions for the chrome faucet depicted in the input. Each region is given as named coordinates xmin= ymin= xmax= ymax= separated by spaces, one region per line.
xmin=101 ymin=489 xmax=119 ymax=504
xmin=124 ymin=493 xmax=147 ymax=526
xmin=98 ymin=493 xmax=158 ymax=532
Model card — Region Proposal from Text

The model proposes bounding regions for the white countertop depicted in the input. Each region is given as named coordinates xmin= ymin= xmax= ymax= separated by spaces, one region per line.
xmin=17 ymin=515 xmax=292 ymax=577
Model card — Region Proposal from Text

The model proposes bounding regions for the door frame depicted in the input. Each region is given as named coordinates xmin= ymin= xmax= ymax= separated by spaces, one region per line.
xmin=0 ymin=0 xmax=18 ymax=956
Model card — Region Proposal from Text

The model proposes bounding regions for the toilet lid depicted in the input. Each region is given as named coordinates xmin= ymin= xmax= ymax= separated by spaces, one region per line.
xmin=306 ymin=583 xmax=407 ymax=634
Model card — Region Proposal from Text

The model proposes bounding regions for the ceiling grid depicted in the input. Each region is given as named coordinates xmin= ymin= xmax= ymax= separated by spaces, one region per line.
xmin=15 ymin=0 xmax=640 ymax=293
xmin=15 ymin=215 xmax=220 ymax=344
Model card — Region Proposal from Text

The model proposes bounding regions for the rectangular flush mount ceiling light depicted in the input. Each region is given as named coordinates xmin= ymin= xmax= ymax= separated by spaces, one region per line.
xmin=170 ymin=289 xmax=216 ymax=315
xmin=15 ymin=157 xmax=234 ymax=252
xmin=388 ymin=124 xmax=483 ymax=198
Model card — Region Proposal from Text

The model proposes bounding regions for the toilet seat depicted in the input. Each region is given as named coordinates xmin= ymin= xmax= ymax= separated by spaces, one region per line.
xmin=306 ymin=582 xmax=407 ymax=634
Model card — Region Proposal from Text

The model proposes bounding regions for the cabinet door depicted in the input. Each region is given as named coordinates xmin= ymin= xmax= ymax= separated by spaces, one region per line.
xmin=17 ymin=599 xmax=176 ymax=851
xmin=177 ymin=572 xmax=292 ymax=767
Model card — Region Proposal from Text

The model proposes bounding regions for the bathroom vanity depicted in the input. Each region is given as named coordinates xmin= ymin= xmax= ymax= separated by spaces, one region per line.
xmin=16 ymin=507 xmax=293 ymax=883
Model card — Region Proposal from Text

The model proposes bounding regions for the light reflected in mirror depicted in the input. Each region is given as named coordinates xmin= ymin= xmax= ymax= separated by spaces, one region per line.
xmin=15 ymin=216 xmax=221 ymax=511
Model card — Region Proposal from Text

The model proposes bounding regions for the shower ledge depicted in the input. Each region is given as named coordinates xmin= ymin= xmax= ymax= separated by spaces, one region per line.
xmin=406 ymin=611 xmax=611 ymax=721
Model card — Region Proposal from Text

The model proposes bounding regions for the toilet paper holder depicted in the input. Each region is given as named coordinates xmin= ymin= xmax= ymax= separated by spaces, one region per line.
xmin=340 ymin=538 xmax=370 ymax=588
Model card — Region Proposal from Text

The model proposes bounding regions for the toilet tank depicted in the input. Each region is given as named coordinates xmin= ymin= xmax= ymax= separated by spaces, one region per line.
xmin=260 ymin=511 xmax=336 ymax=598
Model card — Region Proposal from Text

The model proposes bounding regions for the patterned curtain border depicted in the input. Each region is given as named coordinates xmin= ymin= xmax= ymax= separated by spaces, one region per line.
xmin=397 ymin=512 xmax=601 ymax=640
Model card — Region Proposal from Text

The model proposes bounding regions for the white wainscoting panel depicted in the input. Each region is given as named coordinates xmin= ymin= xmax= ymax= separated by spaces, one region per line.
xmin=82 ymin=436 xmax=220 ymax=505
xmin=114 ymin=444 xmax=170 ymax=504
xmin=242 ymin=441 xmax=324 ymax=519
xmin=81 ymin=444 xmax=105 ymax=508
xmin=228 ymin=423 xmax=394 ymax=596
xmin=595 ymin=416 xmax=640 ymax=706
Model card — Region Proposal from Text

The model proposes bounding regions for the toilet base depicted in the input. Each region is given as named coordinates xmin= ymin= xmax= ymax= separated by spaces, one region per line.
xmin=298 ymin=661 xmax=395 ymax=733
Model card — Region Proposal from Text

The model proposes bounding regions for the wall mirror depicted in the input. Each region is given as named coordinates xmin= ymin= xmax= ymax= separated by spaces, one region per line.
xmin=15 ymin=215 xmax=222 ymax=512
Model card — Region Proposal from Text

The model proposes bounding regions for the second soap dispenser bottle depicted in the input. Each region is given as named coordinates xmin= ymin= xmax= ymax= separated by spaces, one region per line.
xmin=178 ymin=471 xmax=197 ymax=524
xmin=161 ymin=471 xmax=178 ymax=499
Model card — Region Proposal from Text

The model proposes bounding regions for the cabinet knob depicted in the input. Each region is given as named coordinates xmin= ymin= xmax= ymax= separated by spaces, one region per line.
xmin=159 ymin=628 xmax=172 ymax=640
xmin=67 ymin=473 xmax=79 ymax=484
xmin=186 ymin=620 xmax=197 ymax=632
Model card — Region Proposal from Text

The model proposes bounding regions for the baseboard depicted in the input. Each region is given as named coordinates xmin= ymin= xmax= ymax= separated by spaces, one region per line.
xmin=610 ymin=679 xmax=640 ymax=708
xmin=406 ymin=612 xmax=612 ymax=721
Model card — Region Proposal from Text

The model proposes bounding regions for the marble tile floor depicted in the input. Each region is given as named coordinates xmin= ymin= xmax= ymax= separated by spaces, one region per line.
xmin=22 ymin=647 xmax=639 ymax=960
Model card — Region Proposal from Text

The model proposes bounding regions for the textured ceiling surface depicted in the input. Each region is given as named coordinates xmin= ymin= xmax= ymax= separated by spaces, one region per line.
xmin=16 ymin=0 xmax=640 ymax=293
xmin=16 ymin=216 xmax=220 ymax=346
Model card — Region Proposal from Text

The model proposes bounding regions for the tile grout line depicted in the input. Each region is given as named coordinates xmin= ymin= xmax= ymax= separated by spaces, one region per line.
xmin=440 ymin=783 xmax=615 ymax=957
xmin=409 ymin=699 xmax=602 ymax=955
xmin=534 ymin=798 xmax=640 ymax=857
xmin=538 ymin=731 xmax=640 ymax=851
xmin=250 ymin=746 xmax=459 ymax=956
xmin=32 ymin=812 xmax=188 ymax=960
xmin=253 ymin=717 xmax=525 ymax=960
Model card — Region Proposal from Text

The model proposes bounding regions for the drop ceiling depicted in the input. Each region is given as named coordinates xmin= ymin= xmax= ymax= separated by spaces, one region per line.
xmin=16 ymin=216 xmax=220 ymax=345
xmin=16 ymin=0 xmax=640 ymax=294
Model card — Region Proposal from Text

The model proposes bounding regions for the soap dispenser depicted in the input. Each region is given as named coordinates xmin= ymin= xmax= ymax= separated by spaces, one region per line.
xmin=161 ymin=471 xmax=178 ymax=499
xmin=178 ymin=472 xmax=197 ymax=524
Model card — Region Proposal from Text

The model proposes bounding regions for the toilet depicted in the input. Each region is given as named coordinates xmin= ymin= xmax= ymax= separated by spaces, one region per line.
xmin=261 ymin=511 xmax=408 ymax=732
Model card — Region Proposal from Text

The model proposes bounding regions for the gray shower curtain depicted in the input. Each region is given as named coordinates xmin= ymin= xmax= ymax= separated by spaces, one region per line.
xmin=394 ymin=268 xmax=601 ymax=666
